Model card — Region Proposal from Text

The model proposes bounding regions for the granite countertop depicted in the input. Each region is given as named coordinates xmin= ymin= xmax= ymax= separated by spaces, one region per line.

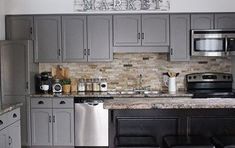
xmin=103 ymin=97 xmax=235 ymax=109
xmin=0 ymin=103 xmax=23 ymax=116
xmin=30 ymin=91 xmax=193 ymax=98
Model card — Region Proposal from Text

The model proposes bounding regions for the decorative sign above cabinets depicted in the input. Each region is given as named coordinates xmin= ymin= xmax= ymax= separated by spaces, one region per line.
xmin=74 ymin=0 xmax=170 ymax=11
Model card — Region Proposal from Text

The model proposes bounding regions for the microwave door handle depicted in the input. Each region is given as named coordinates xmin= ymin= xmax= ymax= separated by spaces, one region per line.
xmin=225 ymin=36 xmax=229 ymax=55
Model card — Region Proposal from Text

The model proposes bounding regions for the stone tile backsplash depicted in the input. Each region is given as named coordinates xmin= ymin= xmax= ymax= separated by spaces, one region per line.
xmin=39 ymin=53 xmax=231 ymax=91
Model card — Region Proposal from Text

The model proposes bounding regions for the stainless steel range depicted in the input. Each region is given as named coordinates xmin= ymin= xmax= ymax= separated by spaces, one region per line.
xmin=186 ymin=72 xmax=235 ymax=98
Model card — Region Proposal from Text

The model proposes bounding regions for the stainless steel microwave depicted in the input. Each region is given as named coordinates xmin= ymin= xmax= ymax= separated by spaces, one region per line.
xmin=191 ymin=30 xmax=235 ymax=56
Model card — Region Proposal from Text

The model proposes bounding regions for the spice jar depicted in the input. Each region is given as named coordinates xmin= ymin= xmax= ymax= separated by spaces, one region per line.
xmin=78 ymin=79 xmax=85 ymax=92
xmin=93 ymin=78 xmax=100 ymax=92
xmin=85 ymin=79 xmax=93 ymax=92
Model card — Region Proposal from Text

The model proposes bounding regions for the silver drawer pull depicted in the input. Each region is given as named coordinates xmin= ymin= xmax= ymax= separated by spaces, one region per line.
xmin=0 ymin=120 xmax=3 ymax=125
xmin=60 ymin=101 xmax=66 ymax=104
xmin=13 ymin=113 xmax=17 ymax=118
xmin=38 ymin=101 xmax=44 ymax=104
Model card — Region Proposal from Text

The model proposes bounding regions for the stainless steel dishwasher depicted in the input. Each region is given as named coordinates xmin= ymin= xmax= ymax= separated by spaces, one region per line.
xmin=74 ymin=97 xmax=112 ymax=147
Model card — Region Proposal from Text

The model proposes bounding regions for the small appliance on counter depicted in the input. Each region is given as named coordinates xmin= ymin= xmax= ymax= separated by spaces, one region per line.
xmin=35 ymin=72 xmax=53 ymax=93
xmin=186 ymin=72 xmax=235 ymax=98
xmin=52 ymin=79 xmax=62 ymax=93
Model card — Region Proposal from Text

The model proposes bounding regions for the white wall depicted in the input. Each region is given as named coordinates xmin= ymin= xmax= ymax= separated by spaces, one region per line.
xmin=0 ymin=0 xmax=5 ymax=39
xmin=4 ymin=0 xmax=235 ymax=14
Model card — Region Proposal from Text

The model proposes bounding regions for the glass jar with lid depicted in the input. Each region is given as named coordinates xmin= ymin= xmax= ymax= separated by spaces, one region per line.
xmin=78 ymin=79 xmax=86 ymax=92
xmin=93 ymin=78 xmax=100 ymax=92
xmin=85 ymin=79 xmax=93 ymax=92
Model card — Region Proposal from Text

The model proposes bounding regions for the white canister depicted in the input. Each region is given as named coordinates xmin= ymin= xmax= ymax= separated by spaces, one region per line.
xmin=168 ymin=77 xmax=176 ymax=94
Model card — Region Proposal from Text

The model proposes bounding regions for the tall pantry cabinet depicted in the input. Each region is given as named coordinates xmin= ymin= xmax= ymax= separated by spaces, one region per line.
xmin=0 ymin=40 xmax=38 ymax=146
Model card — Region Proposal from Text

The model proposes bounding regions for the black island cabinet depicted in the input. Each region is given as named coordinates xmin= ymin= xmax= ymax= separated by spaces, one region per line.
xmin=109 ymin=109 xmax=235 ymax=148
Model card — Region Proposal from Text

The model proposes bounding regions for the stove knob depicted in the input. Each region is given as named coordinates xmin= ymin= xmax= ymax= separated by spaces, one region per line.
xmin=193 ymin=76 xmax=197 ymax=79
xmin=228 ymin=76 xmax=231 ymax=79
xmin=188 ymin=76 xmax=192 ymax=80
xmin=223 ymin=76 xmax=226 ymax=79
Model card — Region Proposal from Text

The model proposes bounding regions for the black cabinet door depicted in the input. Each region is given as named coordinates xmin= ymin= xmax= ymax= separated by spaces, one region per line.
xmin=6 ymin=16 xmax=33 ymax=40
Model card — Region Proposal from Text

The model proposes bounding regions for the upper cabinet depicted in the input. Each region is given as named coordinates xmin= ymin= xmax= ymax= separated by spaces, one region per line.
xmin=142 ymin=15 xmax=169 ymax=46
xmin=113 ymin=15 xmax=141 ymax=46
xmin=62 ymin=16 xmax=87 ymax=62
xmin=6 ymin=16 xmax=33 ymax=40
xmin=34 ymin=15 xmax=112 ymax=63
xmin=113 ymin=14 xmax=169 ymax=52
xmin=191 ymin=14 xmax=214 ymax=30
xmin=87 ymin=15 xmax=113 ymax=62
xmin=34 ymin=16 xmax=62 ymax=63
xmin=170 ymin=14 xmax=190 ymax=61
xmin=215 ymin=14 xmax=235 ymax=29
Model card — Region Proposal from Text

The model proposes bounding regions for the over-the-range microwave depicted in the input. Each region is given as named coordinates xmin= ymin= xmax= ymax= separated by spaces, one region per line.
xmin=191 ymin=30 xmax=235 ymax=57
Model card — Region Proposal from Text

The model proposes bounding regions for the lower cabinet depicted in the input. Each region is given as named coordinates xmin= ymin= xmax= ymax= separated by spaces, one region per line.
xmin=53 ymin=109 xmax=74 ymax=146
xmin=0 ymin=109 xmax=21 ymax=148
xmin=31 ymin=109 xmax=53 ymax=146
xmin=8 ymin=121 xmax=21 ymax=148
xmin=30 ymin=98 xmax=74 ymax=147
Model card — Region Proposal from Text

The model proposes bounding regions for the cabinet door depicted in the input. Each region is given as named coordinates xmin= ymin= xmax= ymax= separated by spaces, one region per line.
xmin=8 ymin=121 xmax=21 ymax=148
xmin=62 ymin=16 xmax=87 ymax=62
xmin=0 ymin=128 xmax=8 ymax=148
xmin=142 ymin=14 xmax=169 ymax=46
xmin=31 ymin=109 xmax=53 ymax=146
xmin=191 ymin=14 xmax=214 ymax=29
xmin=0 ymin=41 xmax=28 ymax=96
xmin=2 ymin=96 xmax=27 ymax=146
xmin=170 ymin=15 xmax=190 ymax=61
xmin=53 ymin=109 xmax=74 ymax=146
xmin=6 ymin=16 xmax=33 ymax=40
xmin=113 ymin=15 xmax=141 ymax=46
xmin=215 ymin=14 xmax=235 ymax=29
xmin=87 ymin=15 xmax=113 ymax=61
xmin=34 ymin=16 xmax=61 ymax=63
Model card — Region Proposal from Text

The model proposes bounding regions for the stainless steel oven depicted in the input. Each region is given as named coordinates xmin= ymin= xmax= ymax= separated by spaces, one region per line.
xmin=191 ymin=30 xmax=235 ymax=56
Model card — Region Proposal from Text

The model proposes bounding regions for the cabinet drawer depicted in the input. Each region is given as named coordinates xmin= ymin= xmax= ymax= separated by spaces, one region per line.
xmin=8 ymin=108 xmax=20 ymax=125
xmin=53 ymin=98 xmax=74 ymax=108
xmin=0 ymin=113 xmax=8 ymax=130
xmin=31 ymin=98 xmax=52 ymax=108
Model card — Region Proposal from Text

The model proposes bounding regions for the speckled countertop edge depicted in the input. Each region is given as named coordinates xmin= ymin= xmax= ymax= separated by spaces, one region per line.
xmin=0 ymin=103 xmax=23 ymax=116
xmin=30 ymin=91 xmax=193 ymax=98
xmin=103 ymin=97 xmax=235 ymax=109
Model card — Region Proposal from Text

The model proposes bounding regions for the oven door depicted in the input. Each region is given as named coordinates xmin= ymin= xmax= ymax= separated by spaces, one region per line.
xmin=191 ymin=31 xmax=226 ymax=56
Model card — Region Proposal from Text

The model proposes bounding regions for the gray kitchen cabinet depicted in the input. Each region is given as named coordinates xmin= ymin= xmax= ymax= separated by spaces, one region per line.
xmin=0 ymin=108 xmax=21 ymax=148
xmin=0 ymin=40 xmax=38 ymax=146
xmin=113 ymin=15 xmax=141 ymax=46
xmin=30 ymin=97 xmax=74 ymax=147
xmin=53 ymin=109 xmax=74 ymax=146
xmin=142 ymin=14 xmax=169 ymax=46
xmin=34 ymin=16 xmax=62 ymax=63
xmin=87 ymin=15 xmax=113 ymax=61
xmin=170 ymin=14 xmax=190 ymax=61
xmin=6 ymin=16 xmax=33 ymax=40
xmin=62 ymin=15 xmax=87 ymax=62
xmin=113 ymin=14 xmax=169 ymax=52
xmin=31 ymin=109 xmax=53 ymax=146
xmin=8 ymin=121 xmax=21 ymax=148
xmin=0 ymin=127 xmax=8 ymax=148
xmin=215 ymin=13 xmax=235 ymax=29
xmin=191 ymin=14 xmax=214 ymax=29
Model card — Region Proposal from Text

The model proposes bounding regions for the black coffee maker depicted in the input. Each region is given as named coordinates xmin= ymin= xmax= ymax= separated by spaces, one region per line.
xmin=35 ymin=72 xmax=53 ymax=93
